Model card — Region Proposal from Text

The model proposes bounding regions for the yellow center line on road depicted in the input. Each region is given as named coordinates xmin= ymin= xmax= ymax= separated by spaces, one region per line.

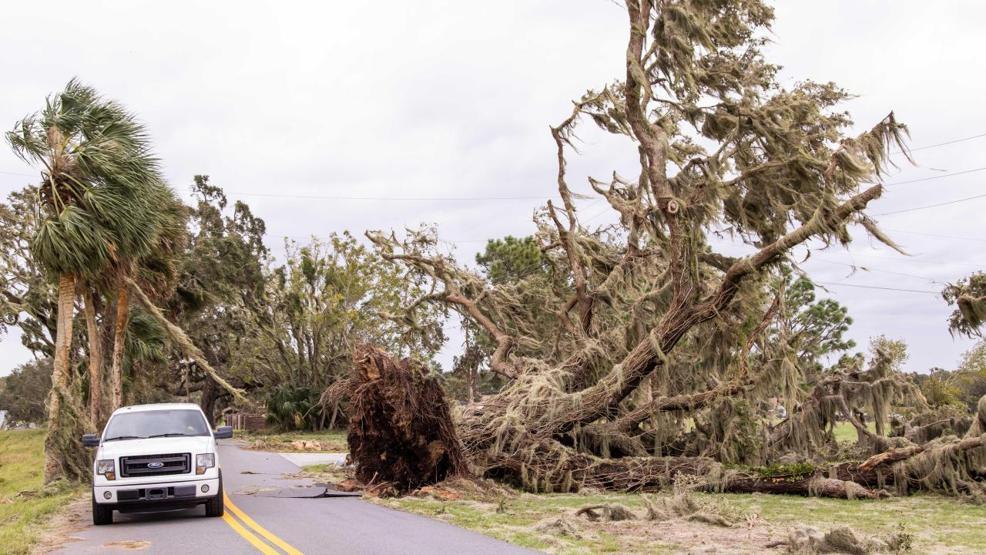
xmin=223 ymin=492 xmax=305 ymax=555
xmin=222 ymin=512 xmax=279 ymax=555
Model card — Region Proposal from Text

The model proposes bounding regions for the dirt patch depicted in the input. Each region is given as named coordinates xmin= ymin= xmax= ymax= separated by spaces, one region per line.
xmin=30 ymin=493 xmax=89 ymax=554
xmin=287 ymin=440 xmax=334 ymax=452
xmin=244 ymin=431 xmax=348 ymax=453
xmin=375 ymin=482 xmax=960 ymax=554
xmin=585 ymin=517 xmax=776 ymax=554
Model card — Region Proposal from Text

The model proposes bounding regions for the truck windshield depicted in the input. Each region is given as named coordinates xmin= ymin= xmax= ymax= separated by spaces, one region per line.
xmin=104 ymin=410 xmax=210 ymax=441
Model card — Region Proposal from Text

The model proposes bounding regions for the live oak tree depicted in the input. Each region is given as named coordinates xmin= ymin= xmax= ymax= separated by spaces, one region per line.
xmin=357 ymin=0 xmax=986 ymax=498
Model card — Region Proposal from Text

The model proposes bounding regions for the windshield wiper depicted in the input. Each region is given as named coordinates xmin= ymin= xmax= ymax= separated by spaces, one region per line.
xmin=104 ymin=435 xmax=145 ymax=441
xmin=147 ymin=433 xmax=190 ymax=438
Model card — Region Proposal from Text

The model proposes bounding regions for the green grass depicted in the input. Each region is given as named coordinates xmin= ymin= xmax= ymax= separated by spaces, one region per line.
xmin=380 ymin=488 xmax=986 ymax=554
xmin=832 ymin=421 xmax=878 ymax=443
xmin=0 ymin=429 xmax=85 ymax=555
xmin=299 ymin=463 xmax=352 ymax=484
xmin=241 ymin=429 xmax=348 ymax=452
xmin=723 ymin=492 xmax=986 ymax=551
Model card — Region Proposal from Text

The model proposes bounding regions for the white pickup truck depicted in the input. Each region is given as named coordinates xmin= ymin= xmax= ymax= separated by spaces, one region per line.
xmin=81 ymin=403 xmax=233 ymax=525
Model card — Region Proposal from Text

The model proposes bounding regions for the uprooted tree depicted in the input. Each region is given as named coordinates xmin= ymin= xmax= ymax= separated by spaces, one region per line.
xmin=353 ymin=0 xmax=986 ymax=499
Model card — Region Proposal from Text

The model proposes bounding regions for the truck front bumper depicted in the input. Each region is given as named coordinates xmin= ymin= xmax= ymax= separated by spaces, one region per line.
xmin=94 ymin=476 xmax=219 ymax=510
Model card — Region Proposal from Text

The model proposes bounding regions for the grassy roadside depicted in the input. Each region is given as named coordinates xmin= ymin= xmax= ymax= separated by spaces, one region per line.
xmin=0 ymin=429 xmax=85 ymax=555
xmin=374 ymin=487 xmax=986 ymax=554
xmin=293 ymin=429 xmax=983 ymax=553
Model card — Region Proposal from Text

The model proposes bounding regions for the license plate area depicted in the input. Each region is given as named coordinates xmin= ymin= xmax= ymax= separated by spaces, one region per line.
xmin=146 ymin=488 xmax=167 ymax=500
xmin=117 ymin=485 xmax=198 ymax=502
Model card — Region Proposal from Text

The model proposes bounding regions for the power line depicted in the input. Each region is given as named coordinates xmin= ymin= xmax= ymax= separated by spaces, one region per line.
xmin=580 ymin=199 xmax=612 ymax=223
xmin=223 ymin=164 xmax=986 ymax=203
xmin=3 ymin=129 xmax=985 ymax=202
xmin=875 ymin=193 xmax=986 ymax=216
xmin=886 ymin=166 xmax=986 ymax=186
xmin=227 ymin=191 xmax=557 ymax=201
xmin=901 ymin=132 xmax=986 ymax=153
xmin=812 ymin=258 xmax=939 ymax=284
xmin=881 ymin=228 xmax=986 ymax=243
xmin=814 ymin=281 xmax=938 ymax=295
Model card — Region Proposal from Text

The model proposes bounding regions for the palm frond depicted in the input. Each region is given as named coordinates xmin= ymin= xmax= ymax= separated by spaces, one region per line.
xmin=6 ymin=79 xmax=178 ymax=278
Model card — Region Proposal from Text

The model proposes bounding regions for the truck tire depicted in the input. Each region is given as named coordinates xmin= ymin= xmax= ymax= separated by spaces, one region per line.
xmin=205 ymin=472 xmax=224 ymax=517
xmin=92 ymin=493 xmax=113 ymax=525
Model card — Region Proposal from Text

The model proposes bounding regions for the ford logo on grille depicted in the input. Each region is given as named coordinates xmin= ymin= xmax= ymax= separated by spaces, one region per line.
xmin=146 ymin=462 xmax=165 ymax=469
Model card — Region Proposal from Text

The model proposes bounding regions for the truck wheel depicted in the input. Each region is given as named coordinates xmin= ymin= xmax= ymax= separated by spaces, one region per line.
xmin=92 ymin=493 xmax=113 ymax=525
xmin=205 ymin=473 xmax=224 ymax=517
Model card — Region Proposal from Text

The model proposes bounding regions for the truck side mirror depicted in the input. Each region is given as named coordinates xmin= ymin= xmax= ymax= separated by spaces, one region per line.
xmin=81 ymin=434 xmax=100 ymax=448
xmin=214 ymin=426 xmax=233 ymax=440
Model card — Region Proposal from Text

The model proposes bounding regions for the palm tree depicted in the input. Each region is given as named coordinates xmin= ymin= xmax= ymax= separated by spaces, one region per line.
xmin=6 ymin=79 xmax=166 ymax=482
xmin=112 ymin=185 xmax=188 ymax=409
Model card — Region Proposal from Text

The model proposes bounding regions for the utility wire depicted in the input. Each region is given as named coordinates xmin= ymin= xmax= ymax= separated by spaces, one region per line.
xmin=2 ymin=130 xmax=984 ymax=216
xmin=886 ymin=166 xmax=986 ymax=186
xmin=3 ymin=129 xmax=986 ymax=197
xmin=814 ymin=281 xmax=938 ymax=295
xmin=226 ymin=191 xmax=558 ymax=201
xmin=881 ymin=228 xmax=986 ymax=243
xmin=811 ymin=258 xmax=939 ymax=284
xmin=220 ymin=163 xmax=986 ymax=202
xmin=899 ymin=132 xmax=986 ymax=153
xmin=875 ymin=193 xmax=986 ymax=216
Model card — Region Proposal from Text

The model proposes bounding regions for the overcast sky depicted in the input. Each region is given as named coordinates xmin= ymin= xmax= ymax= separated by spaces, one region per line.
xmin=1 ymin=1 xmax=984 ymax=376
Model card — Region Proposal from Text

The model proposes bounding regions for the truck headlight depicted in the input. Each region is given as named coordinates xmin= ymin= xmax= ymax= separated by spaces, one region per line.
xmin=196 ymin=453 xmax=216 ymax=475
xmin=96 ymin=459 xmax=115 ymax=481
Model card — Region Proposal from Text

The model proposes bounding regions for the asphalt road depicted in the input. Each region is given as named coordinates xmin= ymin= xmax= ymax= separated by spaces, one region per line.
xmin=55 ymin=441 xmax=532 ymax=554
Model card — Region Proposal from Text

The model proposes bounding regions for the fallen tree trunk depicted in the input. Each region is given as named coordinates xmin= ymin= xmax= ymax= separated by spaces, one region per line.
xmin=719 ymin=474 xmax=883 ymax=499
xmin=346 ymin=347 xmax=986 ymax=500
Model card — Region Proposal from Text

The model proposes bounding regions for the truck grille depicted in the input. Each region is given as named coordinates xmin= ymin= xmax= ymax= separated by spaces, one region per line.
xmin=119 ymin=453 xmax=191 ymax=478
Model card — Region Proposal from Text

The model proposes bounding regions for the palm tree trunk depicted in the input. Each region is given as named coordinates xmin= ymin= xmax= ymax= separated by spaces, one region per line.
xmin=84 ymin=291 xmax=104 ymax=425
xmin=44 ymin=273 xmax=76 ymax=483
xmin=110 ymin=277 xmax=129 ymax=410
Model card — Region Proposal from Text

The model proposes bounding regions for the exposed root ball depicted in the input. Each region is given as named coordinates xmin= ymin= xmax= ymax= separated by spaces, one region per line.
xmin=347 ymin=346 xmax=467 ymax=493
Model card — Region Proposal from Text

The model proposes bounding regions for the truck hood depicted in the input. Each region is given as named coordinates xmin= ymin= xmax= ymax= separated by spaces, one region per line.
xmin=98 ymin=436 xmax=214 ymax=459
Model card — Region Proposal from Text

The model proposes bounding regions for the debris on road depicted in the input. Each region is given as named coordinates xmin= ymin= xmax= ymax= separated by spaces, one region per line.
xmin=255 ymin=485 xmax=360 ymax=498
